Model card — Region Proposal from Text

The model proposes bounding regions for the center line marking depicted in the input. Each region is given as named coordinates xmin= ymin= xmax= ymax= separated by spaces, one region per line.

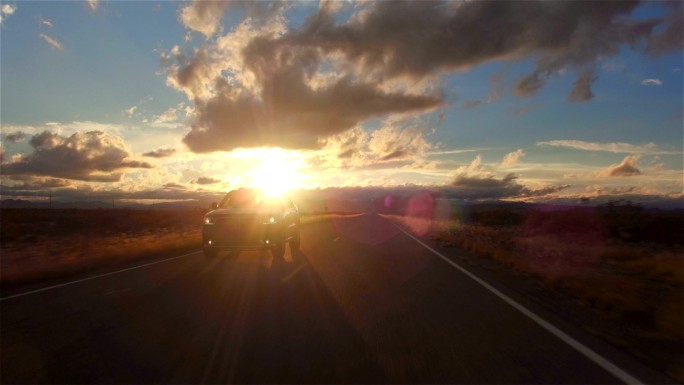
xmin=280 ymin=262 xmax=308 ymax=284
xmin=391 ymin=221 xmax=643 ymax=385
xmin=332 ymin=236 xmax=340 ymax=242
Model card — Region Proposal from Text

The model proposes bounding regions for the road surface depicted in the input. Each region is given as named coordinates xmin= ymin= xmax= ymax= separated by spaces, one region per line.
xmin=0 ymin=214 xmax=674 ymax=383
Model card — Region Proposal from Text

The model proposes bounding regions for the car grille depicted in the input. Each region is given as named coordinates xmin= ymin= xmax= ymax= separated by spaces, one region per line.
xmin=206 ymin=215 xmax=270 ymax=247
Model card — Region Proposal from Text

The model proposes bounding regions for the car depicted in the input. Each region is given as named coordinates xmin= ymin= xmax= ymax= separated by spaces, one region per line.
xmin=202 ymin=188 xmax=301 ymax=259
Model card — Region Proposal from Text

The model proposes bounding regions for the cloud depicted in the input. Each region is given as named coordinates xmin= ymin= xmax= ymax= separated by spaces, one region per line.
xmin=1 ymin=175 xmax=73 ymax=191
xmin=165 ymin=18 xmax=443 ymax=152
xmin=142 ymin=148 xmax=176 ymax=158
xmin=313 ymin=117 xmax=439 ymax=171
xmin=1 ymin=131 xmax=152 ymax=182
xmin=568 ymin=70 xmax=597 ymax=103
xmin=447 ymin=154 xmax=569 ymax=199
xmin=641 ymin=78 xmax=663 ymax=86
xmin=368 ymin=123 xmax=434 ymax=162
xmin=124 ymin=105 xmax=138 ymax=117
xmin=162 ymin=182 xmax=186 ymax=190
xmin=3 ymin=131 xmax=27 ymax=143
xmin=601 ymin=155 xmax=642 ymax=177
xmin=501 ymin=149 xmax=525 ymax=166
xmin=39 ymin=33 xmax=63 ymax=50
xmin=179 ymin=0 xmax=232 ymax=38
xmin=164 ymin=1 xmax=684 ymax=155
xmin=123 ymin=96 xmax=152 ymax=118
xmin=644 ymin=2 xmax=683 ymax=56
xmin=154 ymin=106 xmax=179 ymax=124
xmin=288 ymin=2 xmax=658 ymax=84
xmin=537 ymin=140 xmax=675 ymax=154
xmin=182 ymin=72 xmax=442 ymax=151
xmin=86 ymin=0 xmax=98 ymax=12
xmin=38 ymin=17 xmax=53 ymax=28
xmin=0 ymin=3 xmax=16 ymax=24
xmin=451 ymin=172 xmax=569 ymax=199
xmin=193 ymin=176 xmax=221 ymax=185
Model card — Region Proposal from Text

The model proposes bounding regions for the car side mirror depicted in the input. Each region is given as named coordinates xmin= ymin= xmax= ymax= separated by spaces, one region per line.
xmin=211 ymin=202 xmax=218 ymax=209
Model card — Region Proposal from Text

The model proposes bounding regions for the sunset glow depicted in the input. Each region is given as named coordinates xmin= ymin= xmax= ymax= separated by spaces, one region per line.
xmin=0 ymin=1 xmax=681 ymax=207
xmin=241 ymin=148 xmax=308 ymax=198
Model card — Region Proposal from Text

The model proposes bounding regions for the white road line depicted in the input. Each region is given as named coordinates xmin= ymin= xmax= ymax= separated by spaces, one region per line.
xmin=392 ymin=223 xmax=644 ymax=385
xmin=332 ymin=236 xmax=340 ymax=242
xmin=280 ymin=262 xmax=308 ymax=284
xmin=0 ymin=250 xmax=201 ymax=302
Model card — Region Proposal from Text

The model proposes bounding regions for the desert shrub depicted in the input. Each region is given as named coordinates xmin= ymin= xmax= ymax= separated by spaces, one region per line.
xmin=596 ymin=200 xmax=684 ymax=245
xmin=455 ymin=203 xmax=526 ymax=227
xmin=0 ymin=208 xmax=205 ymax=245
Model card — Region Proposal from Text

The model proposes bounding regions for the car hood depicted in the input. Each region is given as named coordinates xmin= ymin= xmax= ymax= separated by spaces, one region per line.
xmin=206 ymin=208 xmax=277 ymax=216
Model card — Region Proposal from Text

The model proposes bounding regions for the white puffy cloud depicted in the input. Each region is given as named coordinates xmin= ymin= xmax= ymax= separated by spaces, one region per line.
xmin=179 ymin=0 xmax=231 ymax=38
xmin=0 ymin=3 xmax=16 ymax=24
xmin=501 ymin=149 xmax=526 ymax=167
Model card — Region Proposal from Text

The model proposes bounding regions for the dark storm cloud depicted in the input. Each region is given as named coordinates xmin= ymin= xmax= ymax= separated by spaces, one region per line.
xmin=169 ymin=0 xmax=681 ymax=153
xmin=644 ymin=2 xmax=684 ymax=56
xmin=1 ymin=175 xmax=73 ymax=191
xmin=1 ymin=131 xmax=152 ymax=182
xmin=183 ymin=68 xmax=442 ymax=152
xmin=142 ymin=148 xmax=176 ymax=158
xmin=568 ymin=70 xmax=597 ymax=103
xmin=451 ymin=172 xmax=569 ymax=199
xmin=283 ymin=1 xmax=659 ymax=81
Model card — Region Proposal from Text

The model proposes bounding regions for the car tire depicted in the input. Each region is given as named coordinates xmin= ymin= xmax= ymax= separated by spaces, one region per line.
xmin=289 ymin=228 xmax=300 ymax=252
xmin=203 ymin=248 xmax=219 ymax=258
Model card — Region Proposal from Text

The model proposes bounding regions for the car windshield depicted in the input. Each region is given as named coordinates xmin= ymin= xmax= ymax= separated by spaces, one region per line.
xmin=218 ymin=190 xmax=283 ymax=210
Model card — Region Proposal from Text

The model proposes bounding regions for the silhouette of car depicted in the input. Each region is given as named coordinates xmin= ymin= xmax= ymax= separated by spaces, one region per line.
xmin=202 ymin=188 xmax=300 ymax=258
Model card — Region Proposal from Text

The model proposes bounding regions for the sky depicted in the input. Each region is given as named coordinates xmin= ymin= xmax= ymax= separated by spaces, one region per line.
xmin=0 ymin=0 xmax=682 ymax=205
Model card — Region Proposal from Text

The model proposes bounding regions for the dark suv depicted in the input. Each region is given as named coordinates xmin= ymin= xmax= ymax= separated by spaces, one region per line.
xmin=202 ymin=188 xmax=300 ymax=258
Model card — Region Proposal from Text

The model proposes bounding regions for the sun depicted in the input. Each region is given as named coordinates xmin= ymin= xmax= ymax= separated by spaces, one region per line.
xmin=246 ymin=148 xmax=307 ymax=198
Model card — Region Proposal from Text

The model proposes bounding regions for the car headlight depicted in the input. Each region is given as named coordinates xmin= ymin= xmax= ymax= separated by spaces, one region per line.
xmin=263 ymin=215 xmax=276 ymax=224
xmin=204 ymin=217 xmax=216 ymax=225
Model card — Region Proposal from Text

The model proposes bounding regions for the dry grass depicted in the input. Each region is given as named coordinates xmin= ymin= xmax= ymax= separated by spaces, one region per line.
xmin=0 ymin=209 xmax=355 ymax=287
xmin=384 ymin=211 xmax=683 ymax=382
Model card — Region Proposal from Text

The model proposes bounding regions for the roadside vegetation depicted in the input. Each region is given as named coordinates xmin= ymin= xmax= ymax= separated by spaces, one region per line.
xmin=385 ymin=200 xmax=683 ymax=381
xmin=0 ymin=208 xmax=345 ymax=288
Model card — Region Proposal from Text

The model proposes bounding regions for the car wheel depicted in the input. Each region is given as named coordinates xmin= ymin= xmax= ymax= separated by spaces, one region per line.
xmin=289 ymin=228 xmax=300 ymax=252
xmin=271 ymin=233 xmax=285 ymax=259
xmin=203 ymin=248 xmax=219 ymax=258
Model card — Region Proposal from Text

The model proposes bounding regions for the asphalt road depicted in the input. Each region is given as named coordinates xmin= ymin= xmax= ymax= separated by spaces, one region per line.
xmin=0 ymin=214 xmax=674 ymax=384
